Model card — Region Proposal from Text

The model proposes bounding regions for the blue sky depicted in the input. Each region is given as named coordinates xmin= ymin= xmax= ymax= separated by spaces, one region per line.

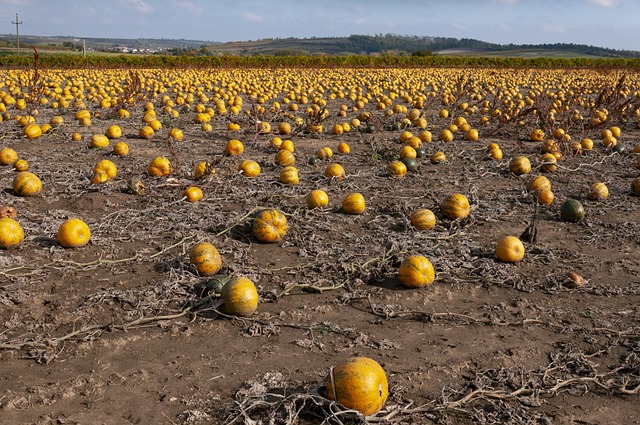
xmin=0 ymin=0 xmax=638 ymax=51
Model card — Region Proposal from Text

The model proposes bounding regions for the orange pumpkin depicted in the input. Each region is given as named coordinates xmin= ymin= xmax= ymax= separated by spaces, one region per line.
xmin=530 ymin=128 xmax=545 ymax=141
xmin=342 ymin=193 xmax=365 ymax=215
xmin=495 ymin=235 xmax=525 ymax=263
xmin=221 ymin=276 xmax=258 ymax=317
xmin=13 ymin=171 xmax=42 ymax=196
xmin=440 ymin=193 xmax=470 ymax=220
xmin=306 ymin=189 xmax=329 ymax=209
xmin=398 ymin=255 xmax=435 ymax=287
xmin=93 ymin=160 xmax=117 ymax=181
xmin=325 ymin=357 xmax=389 ymax=416
xmin=189 ymin=242 xmax=222 ymax=276
xmin=148 ymin=156 xmax=172 ymax=177
xmin=0 ymin=217 xmax=24 ymax=249
xmin=253 ymin=209 xmax=288 ymax=243
xmin=57 ymin=218 xmax=91 ymax=248
xmin=410 ymin=209 xmax=436 ymax=231
xmin=324 ymin=163 xmax=345 ymax=181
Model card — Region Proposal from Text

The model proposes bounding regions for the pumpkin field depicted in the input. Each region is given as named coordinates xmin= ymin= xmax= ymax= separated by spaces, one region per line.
xmin=0 ymin=64 xmax=639 ymax=424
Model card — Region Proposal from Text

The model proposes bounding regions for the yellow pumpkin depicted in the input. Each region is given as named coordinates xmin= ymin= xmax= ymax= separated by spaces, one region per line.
xmin=324 ymin=163 xmax=346 ymax=180
xmin=438 ymin=129 xmax=454 ymax=142
xmin=539 ymin=153 xmax=558 ymax=172
xmin=169 ymin=128 xmax=184 ymax=141
xmin=580 ymin=138 xmax=594 ymax=150
xmin=13 ymin=159 xmax=28 ymax=171
xmin=148 ymin=156 xmax=172 ymax=177
xmin=275 ymin=149 xmax=295 ymax=166
xmin=189 ymin=242 xmax=222 ymax=276
xmin=238 ymin=160 xmax=261 ymax=178
xmin=106 ymin=125 xmax=122 ymax=139
xmin=306 ymin=189 xmax=329 ymax=209
xmin=221 ymin=276 xmax=258 ymax=317
xmin=398 ymin=255 xmax=435 ymax=287
xmin=280 ymin=139 xmax=295 ymax=153
xmin=495 ymin=235 xmax=525 ymax=263
xmin=440 ymin=193 xmax=470 ymax=220
xmin=342 ymin=193 xmax=365 ymax=215
xmin=112 ymin=141 xmax=129 ymax=156
xmin=387 ymin=160 xmax=407 ymax=178
xmin=253 ymin=209 xmax=288 ymax=243
xmin=0 ymin=217 xmax=24 ymax=249
xmin=325 ymin=357 xmax=389 ymax=416
xmin=410 ymin=209 xmax=436 ymax=231
xmin=194 ymin=161 xmax=215 ymax=179
xmin=337 ymin=142 xmax=351 ymax=154
xmin=23 ymin=124 xmax=43 ymax=140
xmin=487 ymin=147 xmax=503 ymax=160
xmin=277 ymin=122 xmax=291 ymax=135
xmin=72 ymin=132 xmax=82 ymax=142
xmin=587 ymin=182 xmax=608 ymax=200
xmin=225 ymin=139 xmax=244 ymax=156
xmin=530 ymin=128 xmax=545 ymax=141
xmin=279 ymin=166 xmax=299 ymax=185
xmin=430 ymin=151 xmax=447 ymax=163
xmin=57 ymin=218 xmax=91 ymax=248
xmin=465 ymin=128 xmax=479 ymax=141
xmin=184 ymin=186 xmax=203 ymax=202
xmin=139 ymin=125 xmax=154 ymax=139
xmin=509 ymin=156 xmax=532 ymax=176
xmin=13 ymin=171 xmax=42 ymax=196
xmin=90 ymin=134 xmax=110 ymax=149
xmin=418 ymin=130 xmax=432 ymax=143
xmin=527 ymin=175 xmax=551 ymax=193
xmin=49 ymin=115 xmax=64 ymax=128
xmin=93 ymin=159 xmax=117 ymax=181
xmin=0 ymin=147 xmax=18 ymax=165
xmin=534 ymin=189 xmax=554 ymax=205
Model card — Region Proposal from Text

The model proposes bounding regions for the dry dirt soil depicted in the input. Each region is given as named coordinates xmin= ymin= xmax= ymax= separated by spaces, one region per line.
xmin=0 ymin=77 xmax=639 ymax=425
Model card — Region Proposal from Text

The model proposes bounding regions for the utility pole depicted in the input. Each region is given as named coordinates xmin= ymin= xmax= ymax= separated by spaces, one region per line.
xmin=12 ymin=13 xmax=22 ymax=54
xmin=83 ymin=38 xmax=86 ymax=58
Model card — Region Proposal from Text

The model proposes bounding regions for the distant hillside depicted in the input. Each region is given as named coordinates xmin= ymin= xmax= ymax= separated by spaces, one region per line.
xmin=205 ymin=34 xmax=640 ymax=59
xmin=0 ymin=33 xmax=638 ymax=59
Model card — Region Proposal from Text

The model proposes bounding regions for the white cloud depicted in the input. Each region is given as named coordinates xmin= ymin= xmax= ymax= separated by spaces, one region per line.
xmin=170 ymin=0 xmax=203 ymax=14
xmin=243 ymin=12 xmax=265 ymax=23
xmin=355 ymin=17 xmax=368 ymax=26
xmin=585 ymin=0 xmax=620 ymax=6
xmin=119 ymin=0 xmax=153 ymax=13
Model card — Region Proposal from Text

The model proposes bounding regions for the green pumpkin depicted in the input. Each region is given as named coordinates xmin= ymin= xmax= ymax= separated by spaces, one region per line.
xmin=402 ymin=157 xmax=419 ymax=172
xmin=414 ymin=147 xmax=427 ymax=158
xmin=560 ymin=199 xmax=585 ymax=223
xmin=611 ymin=143 xmax=626 ymax=155
xmin=205 ymin=274 xmax=230 ymax=295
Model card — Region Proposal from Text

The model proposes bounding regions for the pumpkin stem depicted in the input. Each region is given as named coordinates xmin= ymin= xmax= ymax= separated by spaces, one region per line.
xmin=328 ymin=366 xmax=337 ymax=401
